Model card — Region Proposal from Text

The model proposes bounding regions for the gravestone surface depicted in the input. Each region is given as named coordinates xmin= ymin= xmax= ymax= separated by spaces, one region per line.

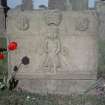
xmin=22 ymin=0 xmax=33 ymax=10
xmin=96 ymin=0 xmax=105 ymax=13
xmin=7 ymin=10 xmax=98 ymax=95
xmin=96 ymin=0 xmax=105 ymax=40
xmin=70 ymin=0 xmax=88 ymax=10
xmin=48 ymin=0 xmax=66 ymax=10
xmin=48 ymin=0 xmax=88 ymax=11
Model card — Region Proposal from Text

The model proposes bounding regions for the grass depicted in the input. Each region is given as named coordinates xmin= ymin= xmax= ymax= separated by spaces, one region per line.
xmin=0 ymin=90 xmax=105 ymax=105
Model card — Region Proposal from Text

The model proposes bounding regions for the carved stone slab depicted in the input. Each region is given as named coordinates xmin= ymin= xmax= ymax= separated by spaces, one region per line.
xmin=7 ymin=10 xmax=98 ymax=94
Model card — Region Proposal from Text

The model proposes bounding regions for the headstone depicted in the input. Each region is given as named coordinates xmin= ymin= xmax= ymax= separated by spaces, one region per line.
xmin=7 ymin=10 xmax=98 ymax=95
xmin=96 ymin=0 xmax=105 ymax=13
xmin=66 ymin=0 xmax=72 ymax=10
xmin=48 ymin=0 xmax=66 ymax=10
xmin=96 ymin=0 xmax=105 ymax=40
xmin=22 ymin=0 xmax=33 ymax=10
xmin=70 ymin=0 xmax=88 ymax=10
xmin=48 ymin=0 xmax=88 ymax=11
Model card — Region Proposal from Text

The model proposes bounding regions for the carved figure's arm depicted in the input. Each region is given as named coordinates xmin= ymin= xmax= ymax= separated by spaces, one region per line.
xmin=43 ymin=39 xmax=48 ymax=54
xmin=56 ymin=39 xmax=61 ymax=54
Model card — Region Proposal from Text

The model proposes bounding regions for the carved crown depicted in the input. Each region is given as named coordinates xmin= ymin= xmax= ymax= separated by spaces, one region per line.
xmin=45 ymin=10 xmax=62 ymax=26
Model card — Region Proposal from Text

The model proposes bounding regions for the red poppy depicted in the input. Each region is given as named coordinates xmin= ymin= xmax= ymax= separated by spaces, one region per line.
xmin=8 ymin=41 xmax=17 ymax=51
xmin=0 ymin=53 xmax=5 ymax=60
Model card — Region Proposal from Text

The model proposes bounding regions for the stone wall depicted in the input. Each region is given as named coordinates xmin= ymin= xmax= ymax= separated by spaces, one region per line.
xmin=7 ymin=10 xmax=98 ymax=95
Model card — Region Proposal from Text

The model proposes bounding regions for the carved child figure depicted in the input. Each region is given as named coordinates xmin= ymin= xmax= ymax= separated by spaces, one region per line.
xmin=43 ymin=25 xmax=61 ymax=73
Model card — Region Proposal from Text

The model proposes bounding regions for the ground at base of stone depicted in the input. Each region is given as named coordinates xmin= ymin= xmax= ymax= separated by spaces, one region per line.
xmin=0 ymin=90 xmax=104 ymax=105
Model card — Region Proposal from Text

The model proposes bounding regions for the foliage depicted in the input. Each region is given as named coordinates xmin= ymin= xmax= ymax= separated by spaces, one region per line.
xmin=39 ymin=5 xmax=47 ymax=9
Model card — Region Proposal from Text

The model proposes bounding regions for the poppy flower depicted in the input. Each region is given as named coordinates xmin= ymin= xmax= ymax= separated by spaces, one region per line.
xmin=0 ymin=53 xmax=5 ymax=60
xmin=8 ymin=41 xmax=17 ymax=51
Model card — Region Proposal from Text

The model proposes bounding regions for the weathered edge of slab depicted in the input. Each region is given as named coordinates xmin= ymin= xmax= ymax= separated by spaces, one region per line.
xmin=16 ymin=73 xmax=96 ymax=80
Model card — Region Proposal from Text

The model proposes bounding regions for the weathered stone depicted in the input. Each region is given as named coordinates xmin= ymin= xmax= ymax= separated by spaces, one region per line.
xmin=70 ymin=0 xmax=88 ymax=10
xmin=22 ymin=0 xmax=33 ymax=10
xmin=48 ymin=0 xmax=66 ymax=10
xmin=96 ymin=0 xmax=105 ymax=13
xmin=15 ymin=15 xmax=29 ymax=31
xmin=96 ymin=0 xmax=105 ymax=40
xmin=7 ymin=10 xmax=98 ymax=94
xmin=16 ymin=79 xmax=96 ymax=95
xmin=48 ymin=0 xmax=88 ymax=11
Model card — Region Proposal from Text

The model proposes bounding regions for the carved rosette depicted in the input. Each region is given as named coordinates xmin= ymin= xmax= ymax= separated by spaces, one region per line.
xmin=75 ymin=17 xmax=89 ymax=31
xmin=15 ymin=15 xmax=29 ymax=31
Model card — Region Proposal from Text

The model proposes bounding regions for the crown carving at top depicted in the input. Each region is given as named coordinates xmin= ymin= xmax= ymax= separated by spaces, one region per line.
xmin=44 ymin=10 xmax=62 ymax=26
